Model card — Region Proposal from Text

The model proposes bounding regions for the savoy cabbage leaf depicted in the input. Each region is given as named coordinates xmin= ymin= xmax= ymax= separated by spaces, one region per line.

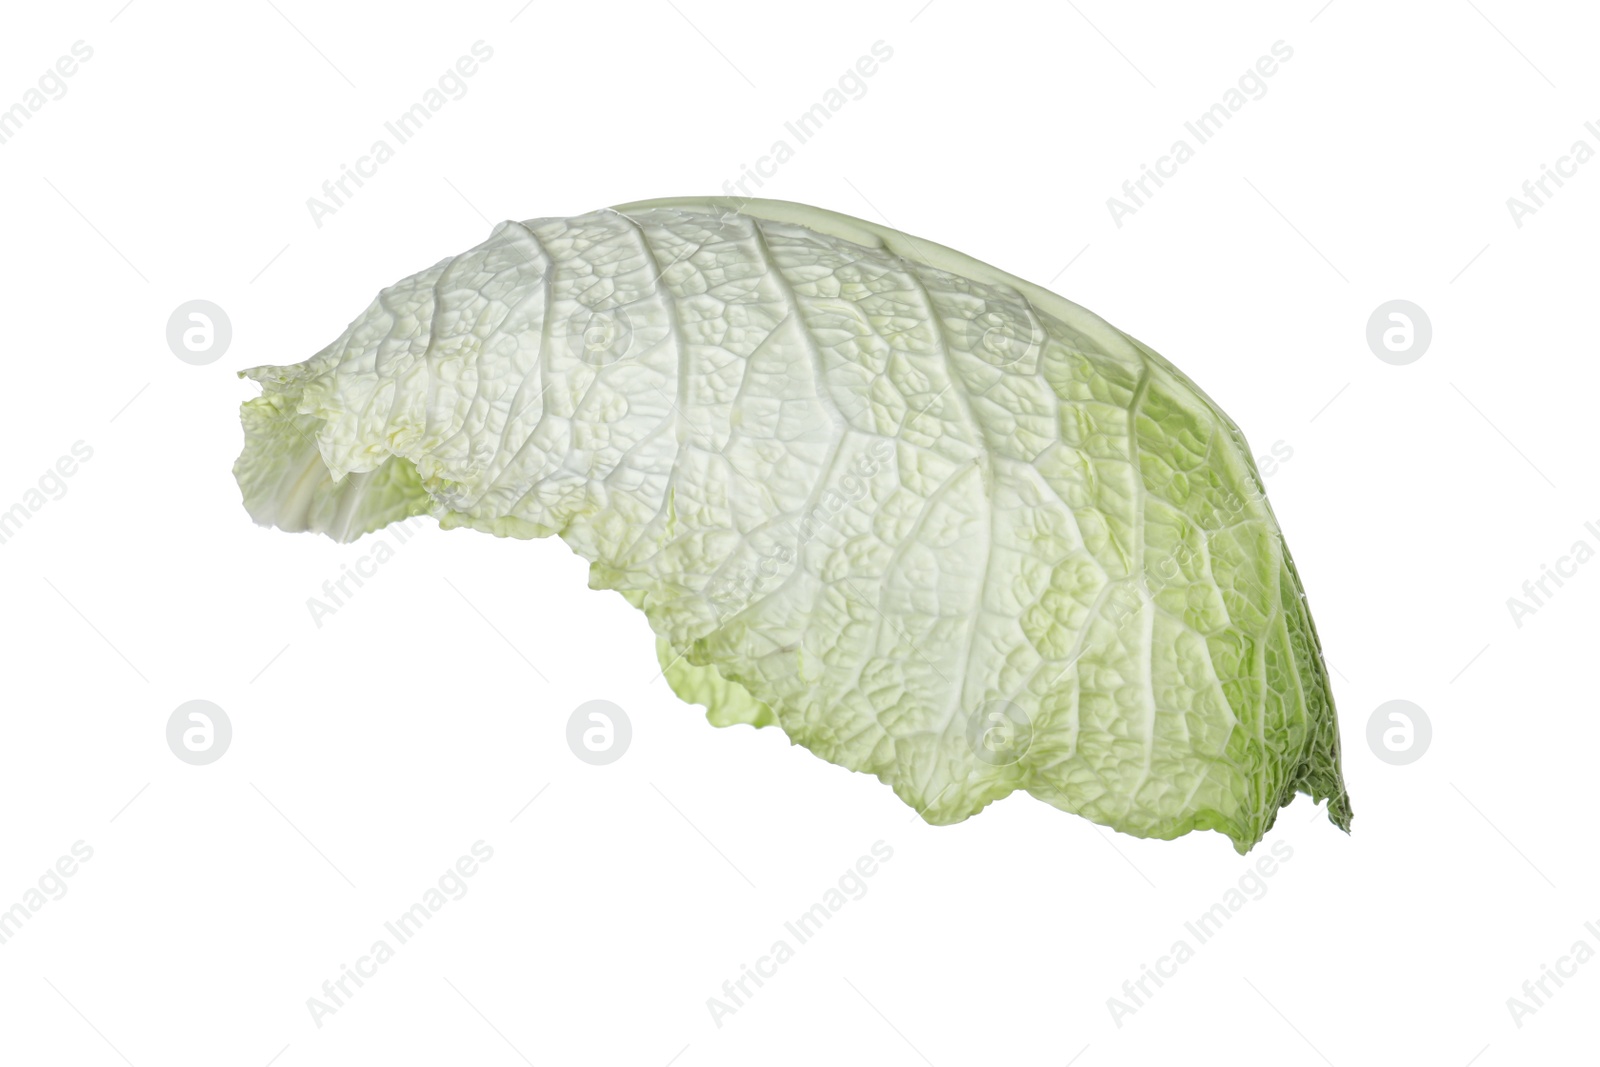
xmin=234 ymin=197 xmax=1351 ymax=852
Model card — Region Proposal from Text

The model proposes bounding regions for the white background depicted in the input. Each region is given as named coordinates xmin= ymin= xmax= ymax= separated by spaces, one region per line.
xmin=1 ymin=1 xmax=1595 ymax=1064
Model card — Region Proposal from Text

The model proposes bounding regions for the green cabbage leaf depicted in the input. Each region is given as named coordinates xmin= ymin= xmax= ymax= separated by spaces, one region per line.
xmin=235 ymin=197 xmax=1351 ymax=852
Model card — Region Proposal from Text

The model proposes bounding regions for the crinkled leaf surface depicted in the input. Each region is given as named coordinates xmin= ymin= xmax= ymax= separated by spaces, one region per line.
xmin=235 ymin=197 xmax=1351 ymax=852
